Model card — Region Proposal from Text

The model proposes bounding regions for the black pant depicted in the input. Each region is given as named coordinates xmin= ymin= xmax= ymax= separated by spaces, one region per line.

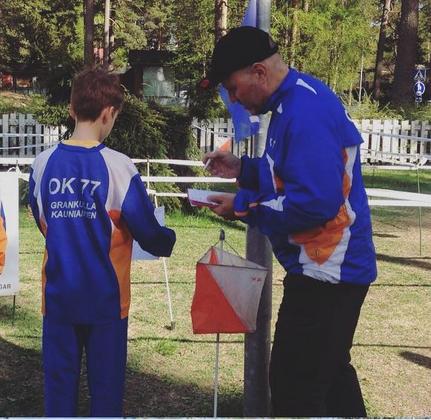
xmin=269 ymin=274 xmax=369 ymax=417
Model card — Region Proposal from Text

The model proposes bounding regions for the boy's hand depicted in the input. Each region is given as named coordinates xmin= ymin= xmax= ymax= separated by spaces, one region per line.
xmin=203 ymin=151 xmax=241 ymax=178
xmin=207 ymin=193 xmax=236 ymax=220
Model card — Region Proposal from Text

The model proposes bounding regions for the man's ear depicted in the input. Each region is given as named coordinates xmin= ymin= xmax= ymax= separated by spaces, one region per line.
xmin=251 ymin=62 xmax=267 ymax=81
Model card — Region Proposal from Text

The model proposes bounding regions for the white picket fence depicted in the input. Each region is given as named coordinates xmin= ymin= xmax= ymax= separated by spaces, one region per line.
xmin=357 ymin=119 xmax=431 ymax=166
xmin=0 ymin=113 xmax=66 ymax=157
xmin=193 ymin=118 xmax=431 ymax=167
xmin=1 ymin=114 xmax=431 ymax=167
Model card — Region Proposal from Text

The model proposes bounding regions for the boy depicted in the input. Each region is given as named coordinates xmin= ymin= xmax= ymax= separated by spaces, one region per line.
xmin=29 ymin=68 xmax=176 ymax=416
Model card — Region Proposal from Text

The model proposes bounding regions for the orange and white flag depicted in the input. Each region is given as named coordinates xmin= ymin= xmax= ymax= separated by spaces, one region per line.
xmin=191 ymin=246 xmax=267 ymax=334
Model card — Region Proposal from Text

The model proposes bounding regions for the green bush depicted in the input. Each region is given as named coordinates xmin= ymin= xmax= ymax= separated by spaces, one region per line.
xmin=0 ymin=93 xmax=48 ymax=115
xmin=33 ymin=102 xmax=71 ymax=132
xmin=106 ymin=96 xmax=204 ymax=211
xmin=343 ymin=92 xmax=431 ymax=121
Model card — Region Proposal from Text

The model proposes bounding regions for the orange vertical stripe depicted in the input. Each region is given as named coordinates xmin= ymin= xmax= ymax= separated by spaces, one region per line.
xmin=108 ymin=210 xmax=133 ymax=319
xmin=40 ymin=220 xmax=48 ymax=315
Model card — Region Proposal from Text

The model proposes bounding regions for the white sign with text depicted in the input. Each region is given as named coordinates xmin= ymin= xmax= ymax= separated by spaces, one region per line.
xmin=0 ymin=172 xmax=19 ymax=296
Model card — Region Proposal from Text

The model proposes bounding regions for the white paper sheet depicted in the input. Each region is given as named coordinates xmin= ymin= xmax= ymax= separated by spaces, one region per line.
xmin=187 ymin=188 xmax=226 ymax=208
xmin=132 ymin=206 xmax=165 ymax=260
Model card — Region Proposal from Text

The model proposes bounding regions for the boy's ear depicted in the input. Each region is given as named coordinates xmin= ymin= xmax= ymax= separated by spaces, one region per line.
xmin=100 ymin=106 xmax=116 ymax=123
xmin=100 ymin=107 xmax=110 ymax=123
xmin=69 ymin=105 xmax=76 ymax=119
xmin=109 ymin=106 xmax=118 ymax=119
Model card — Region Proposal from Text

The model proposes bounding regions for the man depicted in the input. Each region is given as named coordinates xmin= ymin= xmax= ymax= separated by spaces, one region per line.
xmin=201 ymin=26 xmax=377 ymax=417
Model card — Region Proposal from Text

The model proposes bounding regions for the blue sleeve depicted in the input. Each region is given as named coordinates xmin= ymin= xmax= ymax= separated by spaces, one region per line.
xmin=28 ymin=168 xmax=44 ymax=236
xmin=237 ymin=155 xmax=260 ymax=190
xmin=234 ymin=116 xmax=345 ymax=235
xmin=121 ymin=174 xmax=176 ymax=257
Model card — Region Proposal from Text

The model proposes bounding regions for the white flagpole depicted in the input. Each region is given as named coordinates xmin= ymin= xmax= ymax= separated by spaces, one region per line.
xmin=162 ymin=256 xmax=175 ymax=329
xmin=154 ymin=193 xmax=175 ymax=329
xmin=214 ymin=332 xmax=221 ymax=418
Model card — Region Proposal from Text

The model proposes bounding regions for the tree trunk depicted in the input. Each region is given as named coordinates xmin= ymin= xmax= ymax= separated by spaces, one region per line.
xmin=391 ymin=0 xmax=419 ymax=106
xmin=103 ymin=0 xmax=110 ymax=69
xmin=84 ymin=0 xmax=95 ymax=67
xmin=215 ymin=0 xmax=228 ymax=43
xmin=373 ymin=0 xmax=392 ymax=99
xmin=289 ymin=0 xmax=300 ymax=67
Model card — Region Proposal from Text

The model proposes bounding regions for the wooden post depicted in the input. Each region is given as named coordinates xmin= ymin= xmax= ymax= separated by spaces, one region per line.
xmin=103 ymin=0 xmax=111 ymax=68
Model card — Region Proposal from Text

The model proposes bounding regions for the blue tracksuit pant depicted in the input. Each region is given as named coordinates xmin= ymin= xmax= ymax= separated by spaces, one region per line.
xmin=43 ymin=316 xmax=128 ymax=417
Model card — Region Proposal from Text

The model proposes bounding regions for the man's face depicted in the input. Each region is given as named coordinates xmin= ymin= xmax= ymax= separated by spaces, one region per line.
xmin=222 ymin=67 xmax=267 ymax=115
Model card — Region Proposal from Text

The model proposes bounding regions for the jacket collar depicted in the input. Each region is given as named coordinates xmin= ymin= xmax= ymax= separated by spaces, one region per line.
xmin=260 ymin=67 xmax=299 ymax=114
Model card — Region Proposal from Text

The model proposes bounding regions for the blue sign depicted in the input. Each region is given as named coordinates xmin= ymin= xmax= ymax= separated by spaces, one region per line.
xmin=414 ymin=81 xmax=426 ymax=96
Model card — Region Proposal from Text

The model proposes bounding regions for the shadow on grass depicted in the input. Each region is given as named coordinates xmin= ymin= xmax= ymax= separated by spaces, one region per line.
xmin=125 ymin=369 xmax=242 ymax=417
xmin=0 ymin=337 xmax=44 ymax=416
xmin=399 ymin=351 xmax=431 ymax=370
xmin=372 ymin=283 xmax=431 ymax=287
xmin=354 ymin=343 xmax=431 ymax=350
xmin=129 ymin=336 xmax=244 ymax=345
xmin=0 ymin=337 xmax=242 ymax=417
xmin=376 ymin=253 xmax=431 ymax=271
xmin=373 ymin=232 xmax=400 ymax=238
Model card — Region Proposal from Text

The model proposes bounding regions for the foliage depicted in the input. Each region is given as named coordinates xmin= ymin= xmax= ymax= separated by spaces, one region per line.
xmin=0 ymin=0 xmax=83 ymax=100
xmin=272 ymin=0 xmax=378 ymax=93
xmin=0 ymin=92 xmax=47 ymax=115
xmin=2 ymin=0 xmax=431 ymax=113
xmin=169 ymin=0 xmax=246 ymax=120
xmin=344 ymin=92 xmax=403 ymax=120
xmin=33 ymin=102 xmax=72 ymax=130
xmin=102 ymin=96 xmax=204 ymax=211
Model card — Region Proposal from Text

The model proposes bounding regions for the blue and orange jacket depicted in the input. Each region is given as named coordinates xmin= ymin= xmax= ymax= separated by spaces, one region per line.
xmin=29 ymin=143 xmax=176 ymax=323
xmin=234 ymin=68 xmax=377 ymax=285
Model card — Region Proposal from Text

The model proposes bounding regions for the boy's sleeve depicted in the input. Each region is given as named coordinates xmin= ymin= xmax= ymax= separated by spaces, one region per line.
xmin=121 ymin=173 xmax=176 ymax=257
xmin=28 ymin=167 xmax=45 ymax=236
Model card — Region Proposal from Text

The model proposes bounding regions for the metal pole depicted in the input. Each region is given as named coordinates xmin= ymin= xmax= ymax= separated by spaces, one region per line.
xmin=416 ymin=166 xmax=423 ymax=256
xmin=244 ymin=1 xmax=273 ymax=416
xmin=12 ymin=295 xmax=16 ymax=325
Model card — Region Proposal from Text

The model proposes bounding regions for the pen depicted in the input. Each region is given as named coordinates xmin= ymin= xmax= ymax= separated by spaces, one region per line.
xmin=204 ymin=158 xmax=212 ymax=170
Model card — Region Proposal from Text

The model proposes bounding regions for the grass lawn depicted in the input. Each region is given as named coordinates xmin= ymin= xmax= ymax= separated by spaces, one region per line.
xmin=0 ymin=168 xmax=430 ymax=417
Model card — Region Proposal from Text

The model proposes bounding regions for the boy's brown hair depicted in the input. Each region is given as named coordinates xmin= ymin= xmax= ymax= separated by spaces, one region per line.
xmin=71 ymin=68 xmax=124 ymax=121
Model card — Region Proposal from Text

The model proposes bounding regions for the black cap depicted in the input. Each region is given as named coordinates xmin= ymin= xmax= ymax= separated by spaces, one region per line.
xmin=200 ymin=26 xmax=278 ymax=89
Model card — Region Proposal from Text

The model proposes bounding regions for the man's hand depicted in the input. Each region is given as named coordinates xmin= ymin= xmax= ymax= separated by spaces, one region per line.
xmin=203 ymin=151 xmax=241 ymax=179
xmin=208 ymin=193 xmax=236 ymax=220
